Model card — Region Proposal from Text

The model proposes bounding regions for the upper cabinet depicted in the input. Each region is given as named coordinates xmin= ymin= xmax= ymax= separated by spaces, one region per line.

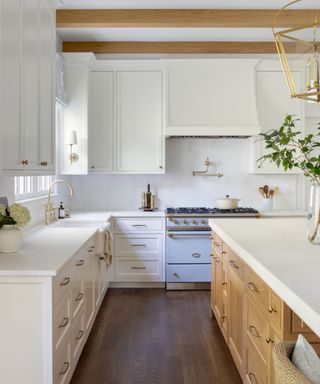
xmin=164 ymin=59 xmax=261 ymax=137
xmin=249 ymin=60 xmax=305 ymax=174
xmin=0 ymin=0 xmax=57 ymax=175
xmin=61 ymin=58 xmax=165 ymax=175
xmin=116 ymin=71 xmax=163 ymax=173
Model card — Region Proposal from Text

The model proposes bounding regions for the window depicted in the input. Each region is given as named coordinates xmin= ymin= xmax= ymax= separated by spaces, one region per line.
xmin=15 ymin=175 xmax=55 ymax=201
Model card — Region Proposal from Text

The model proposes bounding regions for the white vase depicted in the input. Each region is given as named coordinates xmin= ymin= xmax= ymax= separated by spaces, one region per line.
xmin=0 ymin=225 xmax=23 ymax=253
xmin=307 ymin=183 xmax=320 ymax=245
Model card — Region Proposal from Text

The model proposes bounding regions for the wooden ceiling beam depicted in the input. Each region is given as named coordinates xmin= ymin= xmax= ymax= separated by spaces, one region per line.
xmin=63 ymin=41 xmax=283 ymax=54
xmin=56 ymin=9 xmax=318 ymax=28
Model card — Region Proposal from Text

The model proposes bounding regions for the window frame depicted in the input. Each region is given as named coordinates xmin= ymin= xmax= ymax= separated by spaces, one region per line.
xmin=14 ymin=175 xmax=55 ymax=201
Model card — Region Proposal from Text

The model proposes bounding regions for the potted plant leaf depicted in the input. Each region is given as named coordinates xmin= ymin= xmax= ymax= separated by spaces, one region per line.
xmin=258 ymin=114 xmax=320 ymax=244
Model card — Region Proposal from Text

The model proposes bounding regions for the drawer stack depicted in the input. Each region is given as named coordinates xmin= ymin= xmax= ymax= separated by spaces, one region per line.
xmin=114 ymin=217 xmax=164 ymax=282
xmin=52 ymin=237 xmax=96 ymax=384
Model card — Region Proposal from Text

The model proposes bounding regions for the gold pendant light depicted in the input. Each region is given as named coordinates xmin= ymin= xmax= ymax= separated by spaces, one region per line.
xmin=273 ymin=0 xmax=320 ymax=102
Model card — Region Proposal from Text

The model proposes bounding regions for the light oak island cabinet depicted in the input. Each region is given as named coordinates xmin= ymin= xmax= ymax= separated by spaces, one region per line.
xmin=0 ymin=0 xmax=57 ymax=175
xmin=211 ymin=232 xmax=320 ymax=383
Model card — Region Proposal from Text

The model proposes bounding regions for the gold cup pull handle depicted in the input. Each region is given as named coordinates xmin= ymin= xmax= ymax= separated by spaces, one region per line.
xmin=247 ymin=282 xmax=258 ymax=292
xmin=249 ymin=325 xmax=260 ymax=338
xmin=76 ymin=260 xmax=85 ymax=267
xmin=60 ymin=277 xmax=71 ymax=286
xmin=269 ymin=306 xmax=277 ymax=313
xmin=59 ymin=362 xmax=70 ymax=376
xmin=75 ymin=330 xmax=84 ymax=341
xmin=75 ymin=292 xmax=84 ymax=302
xmin=58 ymin=317 xmax=69 ymax=329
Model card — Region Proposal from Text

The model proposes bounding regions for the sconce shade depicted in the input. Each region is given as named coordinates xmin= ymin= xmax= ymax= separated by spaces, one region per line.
xmin=273 ymin=0 xmax=320 ymax=102
xmin=65 ymin=130 xmax=78 ymax=145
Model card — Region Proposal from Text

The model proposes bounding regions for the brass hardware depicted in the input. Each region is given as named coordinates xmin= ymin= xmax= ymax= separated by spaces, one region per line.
xmin=192 ymin=252 xmax=201 ymax=258
xmin=75 ymin=292 xmax=84 ymax=302
xmin=222 ymin=314 xmax=227 ymax=320
xmin=209 ymin=236 xmax=213 ymax=240
xmin=222 ymin=281 xmax=227 ymax=286
xmin=173 ymin=272 xmax=179 ymax=277
xmin=91 ymin=165 xmax=95 ymax=169
xmin=201 ymin=220 xmax=207 ymax=225
xmin=249 ymin=325 xmax=260 ymax=338
xmin=21 ymin=160 xmax=28 ymax=165
xmin=159 ymin=165 xmax=163 ymax=169
xmin=269 ymin=306 xmax=277 ymax=313
xmin=132 ymin=224 xmax=147 ymax=227
xmin=131 ymin=244 xmax=146 ymax=247
xmin=214 ymin=257 xmax=220 ymax=262
xmin=60 ymin=277 xmax=71 ymax=286
xmin=40 ymin=161 xmax=48 ymax=166
xmin=229 ymin=260 xmax=239 ymax=269
xmin=59 ymin=362 xmax=70 ymax=375
xmin=247 ymin=282 xmax=258 ymax=292
xmin=192 ymin=157 xmax=223 ymax=177
xmin=248 ymin=373 xmax=258 ymax=384
xmin=99 ymin=256 xmax=104 ymax=261
xmin=272 ymin=1 xmax=320 ymax=102
xmin=131 ymin=266 xmax=146 ymax=270
xmin=76 ymin=260 xmax=85 ymax=267
xmin=183 ymin=220 xmax=189 ymax=225
xmin=45 ymin=180 xmax=73 ymax=225
xmin=266 ymin=337 xmax=274 ymax=344
xmin=221 ymin=251 xmax=227 ymax=255
xmin=88 ymin=249 xmax=94 ymax=253
xmin=58 ymin=317 xmax=69 ymax=329
xmin=75 ymin=330 xmax=84 ymax=341
xmin=210 ymin=253 xmax=214 ymax=257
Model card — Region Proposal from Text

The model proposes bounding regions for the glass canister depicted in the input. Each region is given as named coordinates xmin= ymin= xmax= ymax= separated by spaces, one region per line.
xmin=307 ymin=182 xmax=320 ymax=245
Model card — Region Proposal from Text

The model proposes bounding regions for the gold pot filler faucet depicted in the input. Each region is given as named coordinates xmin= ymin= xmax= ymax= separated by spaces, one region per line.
xmin=44 ymin=179 xmax=73 ymax=224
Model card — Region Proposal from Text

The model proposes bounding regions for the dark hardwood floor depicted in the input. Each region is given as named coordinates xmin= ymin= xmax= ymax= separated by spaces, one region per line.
xmin=71 ymin=289 xmax=242 ymax=384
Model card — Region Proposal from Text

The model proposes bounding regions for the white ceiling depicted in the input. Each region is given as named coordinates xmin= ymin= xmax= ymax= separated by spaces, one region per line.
xmin=59 ymin=0 xmax=318 ymax=10
xmin=57 ymin=0 xmax=319 ymax=44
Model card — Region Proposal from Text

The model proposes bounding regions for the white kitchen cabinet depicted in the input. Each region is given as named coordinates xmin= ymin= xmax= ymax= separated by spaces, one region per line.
xmin=88 ymin=71 xmax=114 ymax=173
xmin=116 ymin=71 xmax=164 ymax=173
xmin=0 ymin=232 xmax=110 ymax=384
xmin=249 ymin=60 xmax=305 ymax=174
xmin=0 ymin=0 xmax=56 ymax=174
xmin=114 ymin=217 xmax=165 ymax=282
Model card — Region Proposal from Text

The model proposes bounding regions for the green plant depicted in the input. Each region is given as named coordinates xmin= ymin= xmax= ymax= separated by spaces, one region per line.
xmin=258 ymin=114 xmax=320 ymax=183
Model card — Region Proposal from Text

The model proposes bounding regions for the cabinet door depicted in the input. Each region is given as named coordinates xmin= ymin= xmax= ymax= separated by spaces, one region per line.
xmin=37 ymin=0 xmax=55 ymax=171
xmin=116 ymin=71 xmax=164 ymax=173
xmin=212 ymin=254 xmax=222 ymax=325
xmin=229 ymin=268 xmax=244 ymax=377
xmin=1 ymin=0 xmax=24 ymax=170
xmin=250 ymin=63 xmax=304 ymax=174
xmin=89 ymin=71 xmax=114 ymax=172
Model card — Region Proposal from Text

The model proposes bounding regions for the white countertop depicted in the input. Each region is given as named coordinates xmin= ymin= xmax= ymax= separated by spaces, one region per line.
xmin=260 ymin=210 xmax=307 ymax=217
xmin=71 ymin=210 xmax=165 ymax=219
xmin=0 ymin=227 xmax=98 ymax=277
xmin=209 ymin=218 xmax=320 ymax=337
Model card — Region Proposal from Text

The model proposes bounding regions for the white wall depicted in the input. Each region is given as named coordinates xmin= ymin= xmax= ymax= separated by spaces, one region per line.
xmin=68 ymin=138 xmax=304 ymax=212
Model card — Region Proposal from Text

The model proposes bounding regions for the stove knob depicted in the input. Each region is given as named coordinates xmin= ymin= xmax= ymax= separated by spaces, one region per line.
xmin=192 ymin=220 xmax=198 ymax=224
xmin=174 ymin=220 xmax=180 ymax=225
xmin=201 ymin=220 xmax=207 ymax=225
xmin=183 ymin=220 xmax=189 ymax=225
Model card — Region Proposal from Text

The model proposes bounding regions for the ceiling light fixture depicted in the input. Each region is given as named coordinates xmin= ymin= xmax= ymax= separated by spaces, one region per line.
xmin=273 ymin=0 xmax=320 ymax=102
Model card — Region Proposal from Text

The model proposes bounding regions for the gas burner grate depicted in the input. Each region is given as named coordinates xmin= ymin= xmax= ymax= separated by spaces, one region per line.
xmin=166 ymin=207 xmax=259 ymax=215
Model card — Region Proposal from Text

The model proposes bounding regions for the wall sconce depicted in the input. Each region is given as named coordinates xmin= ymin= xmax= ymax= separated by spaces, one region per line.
xmin=65 ymin=130 xmax=79 ymax=165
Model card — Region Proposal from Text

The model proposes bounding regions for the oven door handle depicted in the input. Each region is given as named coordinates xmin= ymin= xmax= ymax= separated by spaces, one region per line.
xmin=167 ymin=233 xmax=209 ymax=238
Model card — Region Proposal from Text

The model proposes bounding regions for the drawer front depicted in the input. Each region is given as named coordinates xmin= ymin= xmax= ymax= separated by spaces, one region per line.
xmin=211 ymin=232 xmax=223 ymax=254
xmin=54 ymin=340 xmax=72 ymax=384
xmin=53 ymin=294 xmax=72 ymax=351
xmin=71 ymin=310 xmax=86 ymax=363
xmin=166 ymin=264 xmax=211 ymax=283
xmin=246 ymin=299 xmax=269 ymax=362
xmin=115 ymin=258 xmax=162 ymax=280
xmin=115 ymin=235 xmax=162 ymax=257
xmin=269 ymin=290 xmax=283 ymax=334
xmin=71 ymin=278 xmax=85 ymax=319
xmin=115 ymin=218 xmax=163 ymax=233
xmin=245 ymin=338 xmax=268 ymax=384
xmin=166 ymin=232 xmax=211 ymax=264
xmin=245 ymin=266 xmax=269 ymax=312
xmin=227 ymin=247 xmax=244 ymax=281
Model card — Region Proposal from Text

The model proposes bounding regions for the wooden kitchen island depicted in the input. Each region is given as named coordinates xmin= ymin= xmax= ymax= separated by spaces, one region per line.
xmin=209 ymin=218 xmax=320 ymax=384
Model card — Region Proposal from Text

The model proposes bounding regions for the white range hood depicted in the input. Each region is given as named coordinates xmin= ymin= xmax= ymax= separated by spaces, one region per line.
xmin=164 ymin=59 xmax=261 ymax=137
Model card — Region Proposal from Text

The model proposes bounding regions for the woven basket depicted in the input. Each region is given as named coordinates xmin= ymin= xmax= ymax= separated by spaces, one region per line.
xmin=273 ymin=341 xmax=314 ymax=384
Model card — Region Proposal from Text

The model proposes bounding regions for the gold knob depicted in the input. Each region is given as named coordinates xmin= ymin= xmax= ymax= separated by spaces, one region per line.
xmin=183 ymin=220 xmax=189 ymax=224
xmin=21 ymin=160 xmax=28 ymax=165
xmin=249 ymin=325 xmax=260 ymax=338
xmin=222 ymin=314 xmax=227 ymax=320
xmin=210 ymin=253 xmax=213 ymax=257
xmin=247 ymin=282 xmax=258 ymax=292
xmin=222 ymin=281 xmax=227 ymax=286
xmin=221 ymin=251 xmax=227 ymax=255
xmin=40 ymin=161 xmax=48 ymax=166
xmin=269 ymin=306 xmax=277 ymax=313
xmin=159 ymin=165 xmax=163 ymax=169
xmin=266 ymin=337 xmax=274 ymax=344
xmin=59 ymin=362 xmax=70 ymax=376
